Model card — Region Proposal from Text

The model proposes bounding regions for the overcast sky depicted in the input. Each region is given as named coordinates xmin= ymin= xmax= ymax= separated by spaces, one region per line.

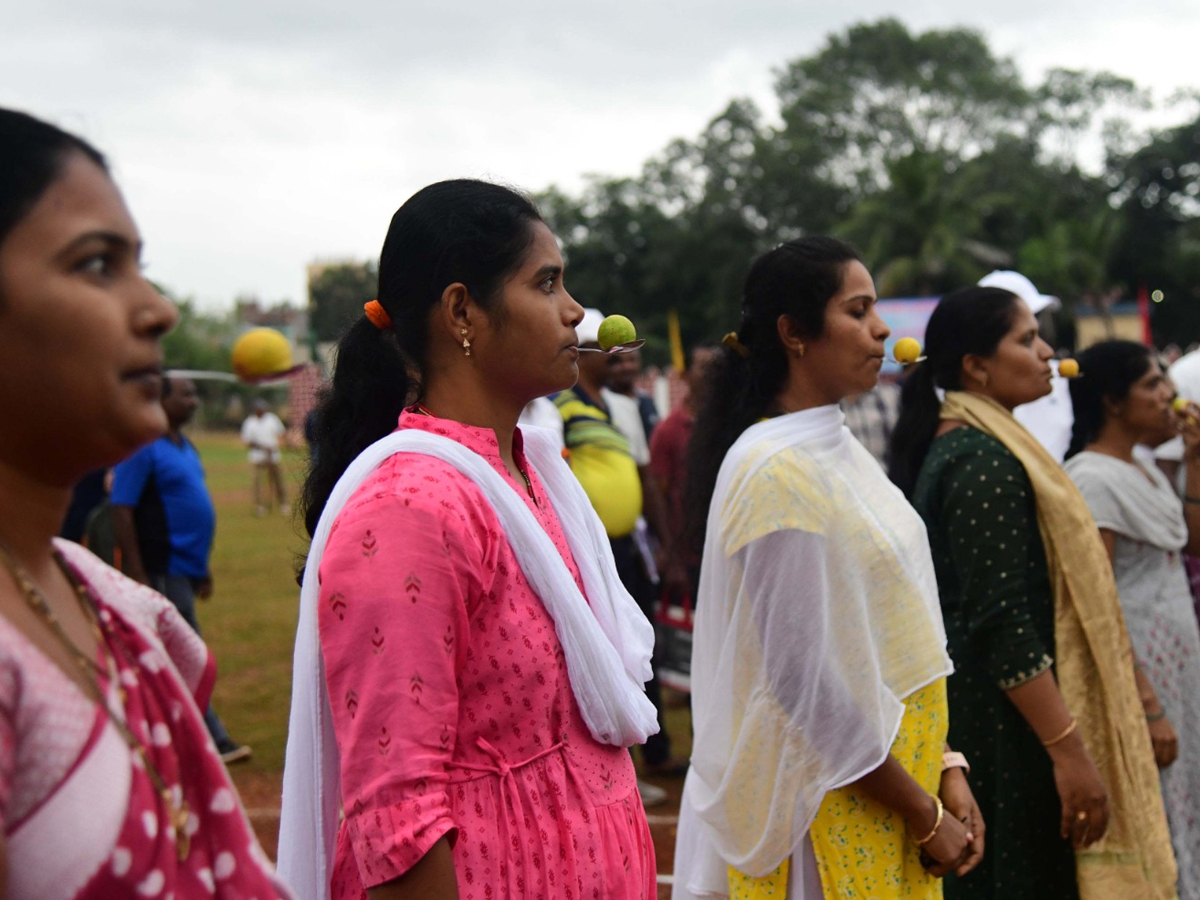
xmin=4 ymin=1 xmax=1197 ymax=310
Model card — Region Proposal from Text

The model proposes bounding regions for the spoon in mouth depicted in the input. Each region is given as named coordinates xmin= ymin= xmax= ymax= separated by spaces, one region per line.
xmin=578 ymin=340 xmax=647 ymax=355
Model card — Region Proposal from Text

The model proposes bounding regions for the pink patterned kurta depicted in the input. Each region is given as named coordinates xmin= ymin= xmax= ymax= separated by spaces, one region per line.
xmin=318 ymin=411 xmax=656 ymax=900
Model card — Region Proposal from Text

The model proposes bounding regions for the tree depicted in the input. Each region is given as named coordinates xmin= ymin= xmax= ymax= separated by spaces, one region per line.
xmin=539 ymin=18 xmax=1198 ymax=345
xmin=159 ymin=291 xmax=232 ymax=372
xmin=1106 ymin=109 xmax=1200 ymax=341
xmin=308 ymin=261 xmax=378 ymax=342
xmin=773 ymin=19 xmax=1030 ymax=197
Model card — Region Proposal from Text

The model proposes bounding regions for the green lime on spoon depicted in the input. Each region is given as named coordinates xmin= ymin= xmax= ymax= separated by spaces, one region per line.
xmin=580 ymin=314 xmax=645 ymax=354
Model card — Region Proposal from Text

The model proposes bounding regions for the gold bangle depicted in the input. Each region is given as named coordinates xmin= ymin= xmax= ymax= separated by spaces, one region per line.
xmin=1042 ymin=718 xmax=1078 ymax=748
xmin=915 ymin=796 xmax=945 ymax=846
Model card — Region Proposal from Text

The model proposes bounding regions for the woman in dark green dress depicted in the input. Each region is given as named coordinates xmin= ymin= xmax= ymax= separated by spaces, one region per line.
xmin=887 ymin=287 xmax=1165 ymax=900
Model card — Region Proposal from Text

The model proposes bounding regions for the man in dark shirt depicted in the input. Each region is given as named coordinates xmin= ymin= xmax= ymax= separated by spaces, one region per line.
xmin=111 ymin=375 xmax=251 ymax=763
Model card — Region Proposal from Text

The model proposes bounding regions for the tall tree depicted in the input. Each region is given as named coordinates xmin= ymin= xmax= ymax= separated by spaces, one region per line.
xmin=308 ymin=261 xmax=378 ymax=343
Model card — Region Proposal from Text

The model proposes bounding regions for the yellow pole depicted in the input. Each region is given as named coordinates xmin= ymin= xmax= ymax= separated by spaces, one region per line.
xmin=668 ymin=309 xmax=686 ymax=373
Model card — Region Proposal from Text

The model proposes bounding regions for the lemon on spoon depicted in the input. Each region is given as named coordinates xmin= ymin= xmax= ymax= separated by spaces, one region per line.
xmin=893 ymin=337 xmax=926 ymax=365
xmin=1058 ymin=358 xmax=1080 ymax=378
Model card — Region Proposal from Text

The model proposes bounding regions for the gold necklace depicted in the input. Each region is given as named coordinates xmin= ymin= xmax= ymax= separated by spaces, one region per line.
xmin=412 ymin=403 xmax=538 ymax=505
xmin=0 ymin=540 xmax=192 ymax=861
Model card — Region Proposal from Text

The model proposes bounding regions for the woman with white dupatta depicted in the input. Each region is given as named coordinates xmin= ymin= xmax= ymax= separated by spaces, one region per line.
xmin=674 ymin=237 xmax=984 ymax=900
xmin=277 ymin=180 xmax=659 ymax=900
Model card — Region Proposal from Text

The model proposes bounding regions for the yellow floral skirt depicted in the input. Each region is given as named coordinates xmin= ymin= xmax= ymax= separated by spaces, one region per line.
xmin=729 ymin=678 xmax=948 ymax=899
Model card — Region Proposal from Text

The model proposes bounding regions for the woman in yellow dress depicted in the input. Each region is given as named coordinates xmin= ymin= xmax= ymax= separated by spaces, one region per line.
xmin=673 ymin=237 xmax=984 ymax=899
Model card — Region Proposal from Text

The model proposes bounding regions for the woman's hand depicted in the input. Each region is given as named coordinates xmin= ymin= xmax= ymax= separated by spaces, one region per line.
xmin=1148 ymin=715 xmax=1179 ymax=768
xmin=915 ymin=795 xmax=974 ymax=877
xmin=1177 ymin=400 xmax=1200 ymax=463
xmin=1048 ymin=736 xmax=1109 ymax=849
xmin=938 ymin=767 xmax=985 ymax=876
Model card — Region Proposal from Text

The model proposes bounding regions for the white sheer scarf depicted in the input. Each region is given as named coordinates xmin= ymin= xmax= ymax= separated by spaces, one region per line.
xmin=674 ymin=405 xmax=951 ymax=895
xmin=277 ymin=424 xmax=658 ymax=900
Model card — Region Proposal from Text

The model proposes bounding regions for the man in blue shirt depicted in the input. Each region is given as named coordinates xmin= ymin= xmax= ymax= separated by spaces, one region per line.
xmin=111 ymin=375 xmax=251 ymax=763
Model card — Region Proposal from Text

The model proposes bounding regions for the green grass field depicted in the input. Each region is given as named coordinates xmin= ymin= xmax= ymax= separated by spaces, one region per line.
xmin=193 ymin=431 xmax=308 ymax=775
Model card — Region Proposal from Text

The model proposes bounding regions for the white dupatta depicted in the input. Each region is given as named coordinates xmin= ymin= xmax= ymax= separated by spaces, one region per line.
xmin=277 ymin=424 xmax=658 ymax=900
xmin=675 ymin=405 xmax=951 ymax=896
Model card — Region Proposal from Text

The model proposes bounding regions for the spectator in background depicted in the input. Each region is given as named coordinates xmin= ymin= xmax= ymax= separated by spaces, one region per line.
xmin=1157 ymin=345 xmax=1200 ymax=487
xmin=241 ymin=397 xmax=289 ymax=516
xmin=112 ymin=375 xmax=251 ymax=764
xmin=555 ymin=309 xmax=687 ymax=796
xmin=518 ymin=394 xmax=565 ymax=448
xmin=609 ymin=347 xmax=660 ymax=440
xmin=59 ymin=468 xmax=108 ymax=542
xmin=842 ymin=371 xmax=902 ymax=467
xmin=650 ymin=344 xmax=719 ymax=593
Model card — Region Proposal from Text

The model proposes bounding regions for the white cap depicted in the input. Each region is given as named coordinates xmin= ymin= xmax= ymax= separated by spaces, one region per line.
xmin=978 ymin=270 xmax=1060 ymax=315
xmin=576 ymin=308 xmax=606 ymax=344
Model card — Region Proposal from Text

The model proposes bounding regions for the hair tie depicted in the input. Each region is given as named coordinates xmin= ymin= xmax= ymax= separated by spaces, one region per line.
xmin=722 ymin=331 xmax=750 ymax=358
xmin=363 ymin=299 xmax=392 ymax=331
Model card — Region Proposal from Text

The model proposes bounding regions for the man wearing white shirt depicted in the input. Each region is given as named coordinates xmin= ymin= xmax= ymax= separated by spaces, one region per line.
xmin=240 ymin=399 xmax=289 ymax=515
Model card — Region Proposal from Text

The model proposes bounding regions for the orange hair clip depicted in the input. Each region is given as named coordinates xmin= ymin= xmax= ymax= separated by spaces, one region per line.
xmin=363 ymin=299 xmax=393 ymax=331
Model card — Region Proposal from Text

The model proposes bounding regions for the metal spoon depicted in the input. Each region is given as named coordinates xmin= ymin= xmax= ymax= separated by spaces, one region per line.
xmin=578 ymin=340 xmax=646 ymax=355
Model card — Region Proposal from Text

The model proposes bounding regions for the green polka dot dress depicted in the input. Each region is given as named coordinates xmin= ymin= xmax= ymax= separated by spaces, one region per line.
xmin=912 ymin=428 xmax=1078 ymax=900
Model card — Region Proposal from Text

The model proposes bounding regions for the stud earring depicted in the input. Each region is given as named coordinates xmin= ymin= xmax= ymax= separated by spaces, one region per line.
xmin=461 ymin=328 xmax=471 ymax=357
xmin=795 ymin=343 xmax=806 ymax=358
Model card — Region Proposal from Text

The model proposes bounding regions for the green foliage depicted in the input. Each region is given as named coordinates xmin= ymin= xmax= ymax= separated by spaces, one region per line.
xmin=309 ymin=261 xmax=378 ymax=342
xmin=160 ymin=292 xmax=232 ymax=372
xmin=539 ymin=18 xmax=1200 ymax=348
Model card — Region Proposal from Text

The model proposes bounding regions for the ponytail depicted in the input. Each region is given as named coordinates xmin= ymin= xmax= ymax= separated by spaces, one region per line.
xmin=887 ymin=362 xmax=941 ymax=496
xmin=301 ymin=317 xmax=416 ymax=537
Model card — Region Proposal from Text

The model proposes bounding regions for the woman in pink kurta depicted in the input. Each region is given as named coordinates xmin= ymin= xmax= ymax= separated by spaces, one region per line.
xmin=320 ymin=412 xmax=654 ymax=899
xmin=280 ymin=179 xmax=658 ymax=899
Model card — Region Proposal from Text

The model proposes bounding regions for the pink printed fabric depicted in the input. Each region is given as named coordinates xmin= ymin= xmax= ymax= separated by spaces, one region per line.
xmin=319 ymin=411 xmax=656 ymax=900
xmin=0 ymin=541 xmax=290 ymax=900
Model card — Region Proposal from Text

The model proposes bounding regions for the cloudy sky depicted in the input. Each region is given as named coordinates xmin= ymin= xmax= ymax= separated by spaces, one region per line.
xmin=4 ymin=1 xmax=1197 ymax=310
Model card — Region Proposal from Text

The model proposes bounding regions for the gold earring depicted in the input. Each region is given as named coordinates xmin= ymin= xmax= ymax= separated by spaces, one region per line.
xmin=460 ymin=328 xmax=471 ymax=357
xmin=796 ymin=343 xmax=806 ymax=358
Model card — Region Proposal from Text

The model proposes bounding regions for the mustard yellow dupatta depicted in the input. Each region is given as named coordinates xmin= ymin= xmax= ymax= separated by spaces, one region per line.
xmin=940 ymin=391 xmax=1176 ymax=900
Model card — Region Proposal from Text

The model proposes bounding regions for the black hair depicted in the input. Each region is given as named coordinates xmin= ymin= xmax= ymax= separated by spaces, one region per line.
xmin=685 ymin=236 xmax=861 ymax=551
xmin=1065 ymin=340 xmax=1154 ymax=459
xmin=0 ymin=108 xmax=107 ymax=250
xmin=161 ymin=375 xmax=174 ymax=399
xmin=887 ymin=286 xmax=1023 ymax=496
xmin=300 ymin=179 xmax=543 ymax=539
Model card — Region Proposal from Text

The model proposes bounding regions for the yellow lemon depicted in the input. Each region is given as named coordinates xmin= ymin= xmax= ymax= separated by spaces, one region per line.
xmin=893 ymin=337 xmax=922 ymax=364
xmin=597 ymin=314 xmax=637 ymax=351
xmin=231 ymin=328 xmax=293 ymax=381
xmin=1058 ymin=358 xmax=1080 ymax=378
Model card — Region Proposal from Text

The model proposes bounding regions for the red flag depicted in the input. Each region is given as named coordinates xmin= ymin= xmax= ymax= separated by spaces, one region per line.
xmin=1137 ymin=285 xmax=1152 ymax=345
